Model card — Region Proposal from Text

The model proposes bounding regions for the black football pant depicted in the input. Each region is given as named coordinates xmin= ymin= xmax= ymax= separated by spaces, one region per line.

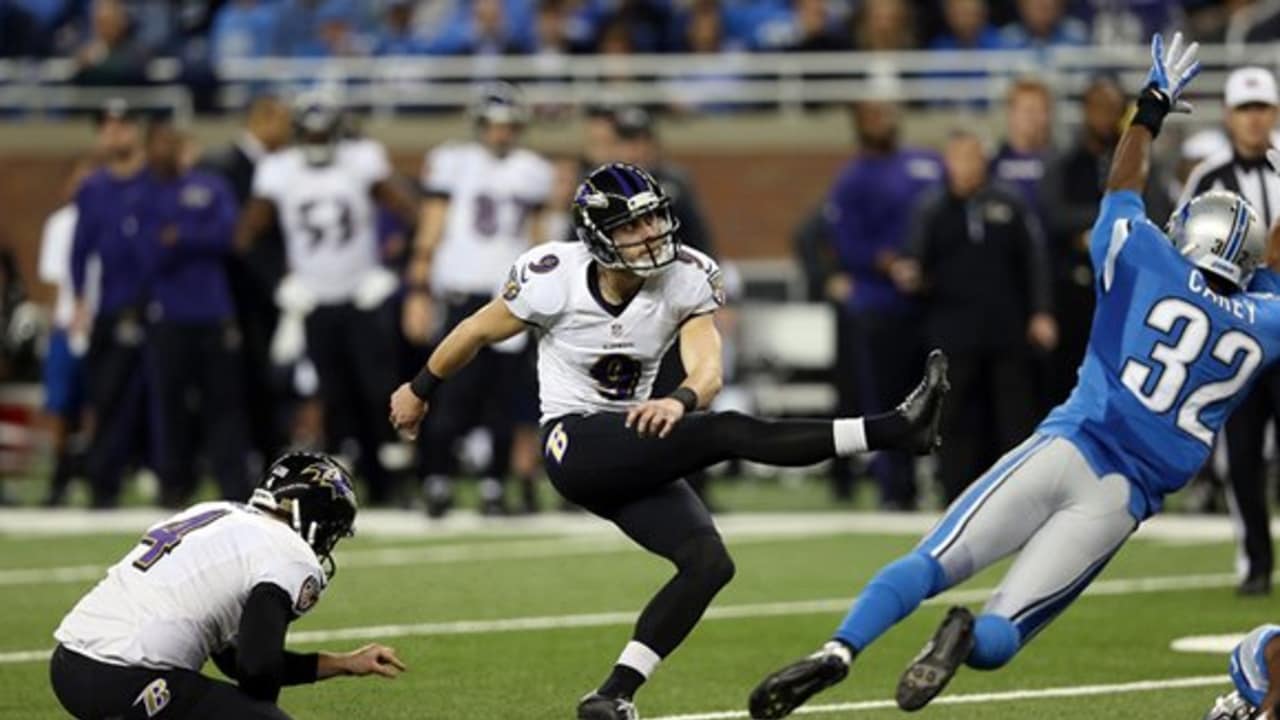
xmin=305 ymin=301 xmax=402 ymax=505
xmin=148 ymin=320 xmax=251 ymax=506
xmin=1224 ymin=367 xmax=1280 ymax=582
xmin=50 ymin=645 xmax=290 ymax=720
xmin=84 ymin=311 xmax=150 ymax=509
xmin=420 ymin=293 xmax=524 ymax=483
xmin=228 ymin=263 xmax=287 ymax=470
xmin=849 ymin=309 xmax=922 ymax=509
xmin=829 ymin=306 xmax=865 ymax=501
xmin=542 ymin=411 xmax=837 ymax=659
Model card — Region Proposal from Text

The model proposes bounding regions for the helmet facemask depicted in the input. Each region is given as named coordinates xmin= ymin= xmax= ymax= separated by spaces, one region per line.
xmin=249 ymin=453 xmax=357 ymax=580
xmin=574 ymin=165 xmax=683 ymax=278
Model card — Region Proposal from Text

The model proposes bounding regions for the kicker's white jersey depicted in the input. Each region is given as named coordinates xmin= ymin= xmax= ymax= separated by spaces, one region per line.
xmin=54 ymin=502 xmax=324 ymax=671
xmin=424 ymin=142 xmax=553 ymax=295
xmin=502 ymin=242 xmax=724 ymax=423
xmin=254 ymin=139 xmax=391 ymax=304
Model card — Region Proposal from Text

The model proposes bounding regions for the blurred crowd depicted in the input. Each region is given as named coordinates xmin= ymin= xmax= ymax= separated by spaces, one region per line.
xmin=3 ymin=56 xmax=1279 ymax=516
xmin=2 ymin=1 xmax=1280 ymax=80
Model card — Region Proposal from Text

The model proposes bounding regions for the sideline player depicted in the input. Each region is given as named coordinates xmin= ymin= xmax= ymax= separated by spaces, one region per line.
xmin=406 ymin=81 xmax=552 ymax=516
xmin=746 ymin=33 xmax=1279 ymax=718
xmin=236 ymin=92 xmax=419 ymax=505
xmin=50 ymin=452 xmax=406 ymax=719
xmin=389 ymin=162 xmax=950 ymax=720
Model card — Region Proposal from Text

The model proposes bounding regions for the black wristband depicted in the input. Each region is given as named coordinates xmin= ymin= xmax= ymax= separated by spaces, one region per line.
xmin=409 ymin=367 xmax=443 ymax=401
xmin=1131 ymin=83 xmax=1172 ymax=138
xmin=668 ymin=386 xmax=698 ymax=413
xmin=282 ymin=651 xmax=320 ymax=685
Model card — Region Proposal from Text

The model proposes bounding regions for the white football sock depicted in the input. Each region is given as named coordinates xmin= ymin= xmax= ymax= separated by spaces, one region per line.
xmin=833 ymin=418 xmax=868 ymax=456
xmin=617 ymin=641 xmax=662 ymax=679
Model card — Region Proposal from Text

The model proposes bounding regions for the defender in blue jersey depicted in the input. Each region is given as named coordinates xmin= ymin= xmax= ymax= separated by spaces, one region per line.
xmin=1205 ymin=624 xmax=1280 ymax=720
xmin=748 ymin=33 xmax=1277 ymax=718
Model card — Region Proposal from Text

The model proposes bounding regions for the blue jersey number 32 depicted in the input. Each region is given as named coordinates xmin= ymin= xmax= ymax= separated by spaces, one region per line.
xmin=1121 ymin=298 xmax=1262 ymax=445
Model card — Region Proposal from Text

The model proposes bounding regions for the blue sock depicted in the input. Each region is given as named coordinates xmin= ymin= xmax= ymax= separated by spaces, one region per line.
xmin=966 ymin=614 xmax=1020 ymax=670
xmin=833 ymin=551 xmax=947 ymax=650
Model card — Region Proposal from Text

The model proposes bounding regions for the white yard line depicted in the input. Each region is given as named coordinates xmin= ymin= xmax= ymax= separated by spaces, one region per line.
xmin=0 ymin=507 xmax=1271 ymax=542
xmin=1171 ymin=634 xmax=1245 ymax=654
xmin=0 ymin=509 xmax=1263 ymax=588
xmin=1 ymin=569 xmax=1251 ymax=665
xmin=648 ymin=675 xmax=1228 ymax=720
xmin=0 ymin=530 xmax=889 ymax=588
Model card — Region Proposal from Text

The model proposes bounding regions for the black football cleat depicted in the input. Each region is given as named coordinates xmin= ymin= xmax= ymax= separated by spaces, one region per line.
xmin=1237 ymin=574 xmax=1271 ymax=596
xmin=896 ymin=606 xmax=975 ymax=712
xmin=748 ymin=643 xmax=851 ymax=719
xmin=897 ymin=349 xmax=950 ymax=455
xmin=577 ymin=692 xmax=638 ymax=720
xmin=423 ymin=477 xmax=453 ymax=519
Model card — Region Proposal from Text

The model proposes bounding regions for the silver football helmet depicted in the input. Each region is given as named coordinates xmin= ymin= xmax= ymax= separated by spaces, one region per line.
xmin=1167 ymin=189 xmax=1266 ymax=290
xmin=1203 ymin=690 xmax=1259 ymax=720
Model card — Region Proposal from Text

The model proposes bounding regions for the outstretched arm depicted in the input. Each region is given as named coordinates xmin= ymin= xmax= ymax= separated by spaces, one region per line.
xmin=1105 ymin=125 xmax=1156 ymax=195
xmin=389 ymin=298 xmax=527 ymax=438
xmin=1107 ymin=33 xmax=1201 ymax=194
xmin=214 ymin=585 xmax=405 ymax=702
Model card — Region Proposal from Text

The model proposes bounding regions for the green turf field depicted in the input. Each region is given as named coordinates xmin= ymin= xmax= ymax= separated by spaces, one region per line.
xmin=0 ymin=514 xmax=1265 ymax=719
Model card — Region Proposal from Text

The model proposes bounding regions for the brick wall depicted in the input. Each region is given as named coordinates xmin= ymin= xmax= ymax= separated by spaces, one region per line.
xmin=0 ymin=149 xmax=851 ymax=305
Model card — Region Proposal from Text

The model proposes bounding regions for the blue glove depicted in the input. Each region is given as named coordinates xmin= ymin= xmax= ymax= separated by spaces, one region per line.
xmin=1145 ymin=32 xmax=1201 ymax=114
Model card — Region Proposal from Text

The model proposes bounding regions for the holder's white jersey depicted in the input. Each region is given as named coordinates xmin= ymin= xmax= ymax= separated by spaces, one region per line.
xmin=501 ymin=242 xmax=724 ymax=423
xmin=424 ymin=142 xmax=553 ymax=295
xmin=254 ymin=139 xmax=391 ymax=304
xmin=54 ymin=502 xmax=324 ymax=671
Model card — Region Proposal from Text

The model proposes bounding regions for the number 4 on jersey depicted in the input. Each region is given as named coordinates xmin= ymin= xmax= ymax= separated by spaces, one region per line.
xmin=132 ymin=509 xmax=230 ymax=571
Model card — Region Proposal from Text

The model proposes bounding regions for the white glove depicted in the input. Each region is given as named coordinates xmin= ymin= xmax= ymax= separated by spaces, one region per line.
xmin=353 ymin=267 xmax=398 ymax=311
xmin=271 ymin=275 xmax=316 ymax=365
xmin=270 ymin=313 xmax=307 ymax=365
xmin=275 ymin=274 xmax=317 ymax=314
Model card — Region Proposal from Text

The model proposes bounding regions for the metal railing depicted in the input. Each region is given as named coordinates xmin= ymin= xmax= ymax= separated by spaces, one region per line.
xmin=1 ymin=44 xmax=1278 ymax=121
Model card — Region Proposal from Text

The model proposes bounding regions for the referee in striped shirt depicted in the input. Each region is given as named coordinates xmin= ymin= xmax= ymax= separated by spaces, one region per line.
xmin=1181 ymin=66 xmax=1280 ymax=596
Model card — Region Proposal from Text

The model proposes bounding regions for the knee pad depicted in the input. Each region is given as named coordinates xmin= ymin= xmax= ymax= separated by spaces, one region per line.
xmin=673 ymin=533 xmax=736 ymax=589
xmin=966 ymin=613 xmax=1021 ymax=670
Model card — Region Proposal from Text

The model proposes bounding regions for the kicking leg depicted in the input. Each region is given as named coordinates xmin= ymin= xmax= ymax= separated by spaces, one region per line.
xmin=578 ymin=482 xmax=733 ymax=720
xmin=603 ymin=350 xmax=950 ymax=487
xmin=749 ymin=434 xmax=1064 ymax=719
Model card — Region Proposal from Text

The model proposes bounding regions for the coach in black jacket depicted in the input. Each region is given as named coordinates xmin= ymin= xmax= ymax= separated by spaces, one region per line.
xmin=1180 ymin=67 xmax=1280 ymax=596
xmin=891 ymin=130 xmax=1057 ymax=502
xmin=198 ymin=96 xmax=293 ymax=470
